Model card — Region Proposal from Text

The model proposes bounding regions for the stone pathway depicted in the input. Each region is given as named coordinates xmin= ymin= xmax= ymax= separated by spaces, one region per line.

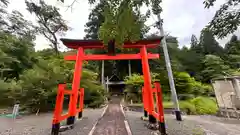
xmin=91 ymin=97 xmax=128 ymax=135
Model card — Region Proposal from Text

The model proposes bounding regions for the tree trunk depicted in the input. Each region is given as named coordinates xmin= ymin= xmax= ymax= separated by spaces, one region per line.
xmin=107 ymin=40 xmax=116 ymax=55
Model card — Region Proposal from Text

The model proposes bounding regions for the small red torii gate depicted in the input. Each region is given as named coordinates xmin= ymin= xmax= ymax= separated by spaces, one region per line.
xmin=51 ymin=38 xmax=166 ymax=135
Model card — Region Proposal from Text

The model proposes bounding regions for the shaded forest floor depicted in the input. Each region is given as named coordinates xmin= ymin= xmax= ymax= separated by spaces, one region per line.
xmin=1 ymin=107 xmax=240 ymax=135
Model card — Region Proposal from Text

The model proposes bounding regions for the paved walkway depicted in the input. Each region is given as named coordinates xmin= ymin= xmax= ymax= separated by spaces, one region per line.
xmin=91 ymin=97 xmax=128 ymax=135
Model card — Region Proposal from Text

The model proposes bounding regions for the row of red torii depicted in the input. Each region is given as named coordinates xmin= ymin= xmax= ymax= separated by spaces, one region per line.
xmin=51 ymin=38 xmax=167 ymax=135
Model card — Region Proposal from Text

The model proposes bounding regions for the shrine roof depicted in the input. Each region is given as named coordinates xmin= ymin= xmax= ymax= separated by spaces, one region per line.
xmin=60 ymin=37 xmax=163 ymax=49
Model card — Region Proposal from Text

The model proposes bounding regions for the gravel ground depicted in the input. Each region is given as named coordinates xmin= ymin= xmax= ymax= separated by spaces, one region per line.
xmin=0 ymin=108 xmax=105 ymax=135
xmin=125 ymin=111 xmax=240 ymax=135
xmin=2 ymin=107 xmax=240 ymax=135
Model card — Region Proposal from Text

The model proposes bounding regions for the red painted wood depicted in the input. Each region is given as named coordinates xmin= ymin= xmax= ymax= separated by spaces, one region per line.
xmin=80 ymin=88 xmax=84 ymax=111
xmin=152 ymin=111 xmax=160 ymax=121
xmin=142 ymin=87 xmax=148 ymax=112
xmin=60 ymin=38 xmax=162 ymax=49
xmin=64 ymin=90 xmax=72 ymax=95
xmin=140 ymin=46 xmax=154 ymax=115
xmin=69 ymin=47 xmax=84 ymax=117
xmin=155 ymin=82 xmax=165 ymax=122
xmin=52 ymin=84 xmax=65 ymax=124
xmin=59 ymin=113 xmax=70 ymax=121
xmin=65 ymin=53 xmax=159 ymax=61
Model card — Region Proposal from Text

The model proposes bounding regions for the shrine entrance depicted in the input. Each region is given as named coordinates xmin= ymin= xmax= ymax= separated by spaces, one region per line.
xmin=104 ymin=61 xmax=125 ymax=96
xmin=51 ymin=37 xmax=167 ymax=135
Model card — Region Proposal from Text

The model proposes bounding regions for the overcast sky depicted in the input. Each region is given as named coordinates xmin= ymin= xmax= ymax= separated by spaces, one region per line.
xmin=7 ymin=0 xmax=239 ymax=51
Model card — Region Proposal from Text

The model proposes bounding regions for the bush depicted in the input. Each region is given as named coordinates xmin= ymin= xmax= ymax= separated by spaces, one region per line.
xmin=163 ymin=101 xmax=196 ymax=114
xmin=191 ymin=97 xmax=218 ymax=115
xmin=179 ymin=101 xmax=197 ymax=115
xmin=4 ymin=57 xmax=106 ymax=113
xmin=124 ymin=73 xmax=159 ymax=103
xmin=174 ymin=72 xmax=213 ymax=96
xmin=163 ymin=97 xmax=218 ymax=115
xmin=0 ymin=80 xmax=21 ymax=107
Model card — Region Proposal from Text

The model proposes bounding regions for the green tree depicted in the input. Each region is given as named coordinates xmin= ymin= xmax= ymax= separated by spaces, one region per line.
xmin=199 ymin=28 xmax=223 ymax=56
xmin=201 ymin=55 xmax=231 ymax=83
xmin=7 ymin=55 xmax=105 ymax=112
xmin=224 ymin=35 xmax=240 ymax=68
xmin=26 ymin=0 xmax=70 ymax=54
xmin=174 ymin=72 xmax=195 ymax=95
xmin=0 ymin=32 xmax=35 ymax=79
xmin=204 ymin=0 xmax=240 ymax=38
xmin=190 ymin=34 xmax=199 ymax=50
xmin=174 ymin=72 xmax=213 ymax=97
xmin=84 ymin=0 xmax=106 ymax=40
xmin=62 ymin=0 xmax=161 ymax=46
xmin=6 ymin=10 xmax=37 ymax=40
xmin=178 ymin=47 xmax=203 ymax=80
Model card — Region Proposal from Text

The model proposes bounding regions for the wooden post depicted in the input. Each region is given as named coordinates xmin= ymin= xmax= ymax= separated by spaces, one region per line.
xmin=67 ymin=47 xmax=84 ymax=125
xmin=51 ymin=84 xmax=65 ymax=135
xmin=140 ymin=46 xmax=156 ymax=124
xmin=128 ymin=60 xmax=131 ymax=76
xmin=155 ymin=82 xmax=166 ymax=134
xmin=106 ymin=76 xmax=109 ymax=93
xmin=101 ymin=60 xmax=105 ymax=85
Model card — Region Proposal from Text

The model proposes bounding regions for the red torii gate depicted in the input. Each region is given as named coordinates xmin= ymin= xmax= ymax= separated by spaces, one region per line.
xmin=51 ymin=38 xmax=166 ymax=135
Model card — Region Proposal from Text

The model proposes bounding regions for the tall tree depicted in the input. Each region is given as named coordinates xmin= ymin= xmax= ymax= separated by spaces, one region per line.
xmin=62 ymin=0 xmax=161 ymax=46
xmin=201 ymin=54 xmax=231 ymax=83
xmin=84 ymin=0 xmax=106 ymax=40
xmin=204 ymin=0 xmax=240 ymax=38
xmin=190 ymin=34 xmax=198 ymax=49
xmin=199 ymin=28 xmax=223 ymax=56
xmin=0 ymin=32 xmax=35 ymax=79
xmin=84 ymin=0 xmax=152 ymax=79
xmin=224 ymin=35 xmax=240 ymax=68
xmin=25 ymin=0 xmax=70 ymax=54
xmin=6 ymin=10 xmax=37 ymax=40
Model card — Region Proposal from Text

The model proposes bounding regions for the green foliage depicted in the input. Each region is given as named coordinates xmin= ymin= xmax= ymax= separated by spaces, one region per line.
xmin=98 ymin=0 xmax=145 ymax=48
xmin=84 ymin=1 xmax=106 ymax=40
xmin=184 ymin=97 xmax=218 ymax=115
xmin=124 ymin=74 xmax=144 ymax=103
xmin=199 ymin=28 xmax=224 ymax=56
xmin=174 ymin=72 xmax=213 ymax=96
xmin=124 ymin=74 xmax=144 ymax=86
xmin=26 ymin=0 xmax=69 ymax=53
xmin=201 ymin=55 xmax=231 ymax=82
xmin=204 ymin=0 xmax=240 ymax=38
xmin=10 ymin=58 xmax=69 ymax=112
xmin=132 ymin=96 xmax=218 ymax=115
xmin=0 ymin=32 xmax=35 ymax=79
xmin=224 ymin=35 xmax=240 ymax=69
xmin=0 ymin=80 xmax=20 ymax=106
xmin=85 ymin=0 xmax=162 ymax=47
xmin=0 ymin=54 xmax=105 ymax=112
xmin=124 ymin=73 xmax=159 ymax=103
xmin=174 ymin=72 xmax=195 ymax=94
xmin=163 ymin=97 xmax=218 ymax=115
